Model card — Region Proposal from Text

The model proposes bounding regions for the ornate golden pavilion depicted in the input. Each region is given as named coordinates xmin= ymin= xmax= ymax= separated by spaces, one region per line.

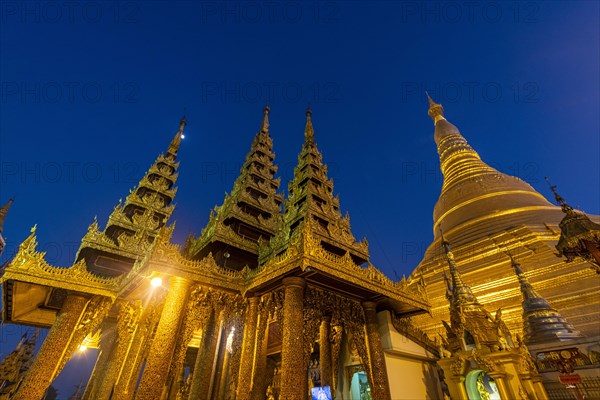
xmin=1 ymin=100 xmax=598 ymax=400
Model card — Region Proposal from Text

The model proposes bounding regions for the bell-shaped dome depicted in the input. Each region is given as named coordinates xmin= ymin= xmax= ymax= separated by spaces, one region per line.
xmin=427 ymin=96 xmax=555 ymax=239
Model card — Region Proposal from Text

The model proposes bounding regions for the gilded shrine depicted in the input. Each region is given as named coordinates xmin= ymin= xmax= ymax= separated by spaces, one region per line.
xmin=0 ymin=100 xmax=598 ymax=400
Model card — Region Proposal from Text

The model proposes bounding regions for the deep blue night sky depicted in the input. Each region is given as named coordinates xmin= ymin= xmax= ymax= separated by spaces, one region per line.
xmin=0 ymin=1 xmax=598 ymax=397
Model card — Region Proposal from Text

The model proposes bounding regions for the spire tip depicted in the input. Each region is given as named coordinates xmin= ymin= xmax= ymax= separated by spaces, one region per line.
xmin=427 ymin=92 xmax=445 ymax=123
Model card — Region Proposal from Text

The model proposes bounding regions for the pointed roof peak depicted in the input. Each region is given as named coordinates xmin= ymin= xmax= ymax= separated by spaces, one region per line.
xmin=545 ymin=177 xmax=575 ymax=214
xmin=0 ymin=197 xmax=14 ymax=233
xmin=426 ymin=92 xmax=445 ymax=124
xmin=510 ymin=255 xmax=584 ymax=344
xmin=439 ymin=233 xmax=478 ymax=306
xmin=304 ymin=104 xmax=314 ymax=142
xmin=168 ymin=116 xmax=187 ymax=155
xmin=261 ymin=103 xmax=270 ymax=134
xmin=506 ymin=252 xmax=525 ymax=275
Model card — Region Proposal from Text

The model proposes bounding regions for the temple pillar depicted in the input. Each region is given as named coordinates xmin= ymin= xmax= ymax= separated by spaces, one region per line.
xmin=210 ymin=323 xmax=228 ymax=400
xmin=319 ymin=315 xmax=332 ymax=387
xmin=112 ymin=300 xmax=159 ymax=400
xmin=488 ymin=372 xmax=510 ymax=400
xmin=279 ymin=277 xmax=307 ymax=400
xmin=362 ymin=301 xmax=391 ymax=400
xmin=190 ymin=309 xmax=223 ymax=398
xmin=136 ymin=276 xmax=192 ymax=400
xmin=251 ymin=311 xmax=270 ymax=399
xmin=236 ymin=296 xmax=260 ymax=400
xmin=216 ymin=337 xmax=232 ymax=400
xmin=448 ymin=376 xmax=468 ymax=400
xmin=14 ymin=293 xmax=89 ymax=400
xmin=82 ymin=318 xmax=117 ymax=400
xmin=533 ymin=379 xmax=549 ymax=400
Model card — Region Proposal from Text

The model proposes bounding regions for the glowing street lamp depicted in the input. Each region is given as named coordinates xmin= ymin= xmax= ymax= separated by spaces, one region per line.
xmin=150 ymin=277 xmax=163 ymax=288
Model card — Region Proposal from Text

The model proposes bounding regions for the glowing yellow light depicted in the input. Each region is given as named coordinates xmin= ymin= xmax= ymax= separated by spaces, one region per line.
xmin=79 ymin=345 xmax=87 ymax=352
xmin=150 ymin=277 xmax=162 ymax=287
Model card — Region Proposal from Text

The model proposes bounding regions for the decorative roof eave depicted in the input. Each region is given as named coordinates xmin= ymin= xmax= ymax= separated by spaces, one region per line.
xmin=226 ymin=204 xmax=278 ymax=234
xmin=188 ymin=217 xmax=260 ymax=258
xmin=117 ymin=227 xmax=246 ymax=296
xmin=0 ymin=228 xmax=120 ymax=298
xmin=79 ymin=222 xmax=153 ymax=260
xmin=246 ymin=223 xmax=429 ymax=313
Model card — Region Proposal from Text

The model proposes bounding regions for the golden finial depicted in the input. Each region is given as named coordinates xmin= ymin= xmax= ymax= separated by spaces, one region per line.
xmin=168 ymin=116 xmax=187 ymax=155
xmin=305 ymin=104 xmax=314 ymax=142
xmin=261 ymin=103 xmax=270 ymax=133
xmin=506 ymin=252 xmax=524 ymax=276
xmin=426 ymin=92 xmax=445 ymax=124
xmin=545 ymin=177 xmax=575 ymax=214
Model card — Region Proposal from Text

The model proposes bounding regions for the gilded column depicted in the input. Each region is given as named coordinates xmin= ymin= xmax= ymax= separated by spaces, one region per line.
xmin=319 ymin=315 xmax=332 ymax=388
xmin=279 ymin=277 xmax=307 ymax=400
xmin=113 ymin=326 xmax=150 ymax=400
xmin=449 ymin=376 xmax=468 ymax=399
xmin=362 ymin=301 xmax=391 ymax=400
xmin=14 ymin=294 xmax=89 ymax=400
xmin=251 ymin=310 xmax=270 ymax=399
xmin=216 ymin=337 xmax=232 ymax=399
xmin=236 ymin=296 xmax=260 ymax=400
xmin=136 ymin=276 xmax=192 ymax=400
xmin=190 ymin=310 xmax=223 ymax=398
xmin=534 ymin=379 xmax=549 ymax=400
xmin=488 ymin=373 xmax=511 ymax=400
xmin=82 ymin=318 xmax=117 ymax=400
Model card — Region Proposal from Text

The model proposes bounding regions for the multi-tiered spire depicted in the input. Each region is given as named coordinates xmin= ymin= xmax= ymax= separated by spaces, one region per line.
xmin=259 ymin=107 xmax=368 ymax=265
xmin=545 ymin=178 xmax=600 ymax=272
xmin=510 ymin=255 xmax=583 ymax=345
xmin=440 ymin=237 xmax=509 ymax=353
xmin=441 ymin=234 xmax=477 ymax=308
xmin=426 ymin=95 xmax=553 ymax=239
xmin=0 ymin=329 xmax=38 ymax=395
xmin=186 ymin=105 xmax=283 ymax=269
xmin=76 ymin=117 xmax=186 ymax=276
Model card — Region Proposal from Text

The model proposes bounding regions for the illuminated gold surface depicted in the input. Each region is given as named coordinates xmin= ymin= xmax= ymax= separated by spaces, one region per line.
xmin=2 ymin=104 xmax=592 ymax=399
xmin=279 ymin=277 xmax=307 ymax=400
xmin=411 ymin=100 xmax=600 ymax=343
xmin=135 ymin=276 xmax=191 ymax=400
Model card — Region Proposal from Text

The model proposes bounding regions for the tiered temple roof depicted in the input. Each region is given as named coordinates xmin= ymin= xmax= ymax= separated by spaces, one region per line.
xmin=76 ymin=117 xmax=186 ymax=277
xmin=185 ymin=106 xmax=283 ymax=269
xmin=511 ymin=256 xmax=583 ymax=345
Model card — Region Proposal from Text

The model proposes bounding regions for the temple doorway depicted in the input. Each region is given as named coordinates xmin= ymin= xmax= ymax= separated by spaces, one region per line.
xmin=465 ymin=370 xmax=501 ymax=400
xmin=350 ymin=371 xmax=371 ymax=400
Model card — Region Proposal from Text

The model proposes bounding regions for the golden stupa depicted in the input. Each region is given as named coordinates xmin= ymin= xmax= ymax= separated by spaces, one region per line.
xmin=411 ymin=96 xmax=600 ymax=339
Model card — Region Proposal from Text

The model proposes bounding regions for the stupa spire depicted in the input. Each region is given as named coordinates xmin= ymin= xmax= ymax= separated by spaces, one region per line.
xmin=426 ymin=92 xmax=445 ymax=124
xmin=0 ymin=198 xmax=14 ymax=233
xmin=545 ymin=177 xmax=600 ymax=272
xmin=425 ymin=101 xmax=553 ymax=239
xmin=259 ymin=107 xmax=369 ymax=265
xmin=304 ymin=104 xmax=315 ymax=143
xmin=76 ymin=117 xmax=184 ymax=276
xmin=545 ymin=177 xmax=576 ymax=215
xmin=186 ymin=106 xmax=283 ymax=268
xmin=509 ymin=255 xmax=583 ymax=345
xmin=440 ymin=231 xmax=477 ymax=306
xmin=168 ymin=115 xmax=187 ymax=156
xmin=261 ymin=104 xmax=270 ymax=133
